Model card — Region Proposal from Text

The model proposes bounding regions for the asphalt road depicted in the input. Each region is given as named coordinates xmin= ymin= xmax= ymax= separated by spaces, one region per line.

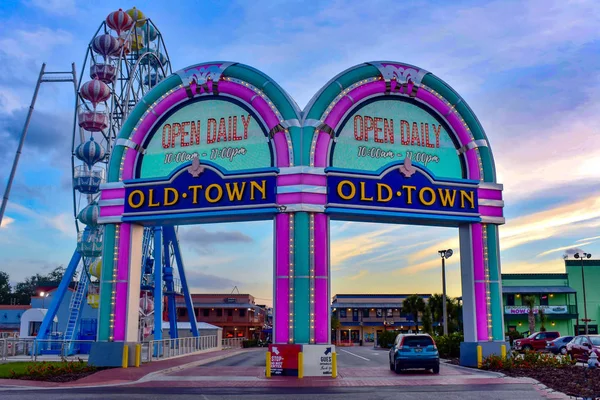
xmin=201 ymin=346 xmax=390 ymax=368
xmin=0 ymin=385 xmax=545 ymax=399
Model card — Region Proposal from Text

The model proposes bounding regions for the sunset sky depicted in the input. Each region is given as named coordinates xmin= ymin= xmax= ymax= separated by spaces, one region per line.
xmin=1 ymin=0 xmax=599 ymax=306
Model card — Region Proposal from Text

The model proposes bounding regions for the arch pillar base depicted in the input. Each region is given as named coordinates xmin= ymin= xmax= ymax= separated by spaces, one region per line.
xmin=460 ymin=341 xmax=511 ymax=367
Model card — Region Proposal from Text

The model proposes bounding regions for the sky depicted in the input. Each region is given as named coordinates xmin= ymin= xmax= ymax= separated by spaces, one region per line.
xmin=0 ymin=0 xmax=599 ymax=306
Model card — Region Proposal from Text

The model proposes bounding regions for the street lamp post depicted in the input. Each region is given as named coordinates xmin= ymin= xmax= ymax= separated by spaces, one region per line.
xmin=574 ymin=252 xmax=592 ymax=335
xmin=39 ymin=291 xmax=49 ymax=308
xmin=438 ymin=249 xmax=453 ymax=336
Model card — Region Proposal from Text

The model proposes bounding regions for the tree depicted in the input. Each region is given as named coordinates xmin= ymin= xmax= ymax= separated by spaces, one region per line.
xmin=428 ymin=294 xmax=444 ymax=334
xmin=331 ymin=314 xmax=341 ymax=343
xmin=522 ymin=295 xmax=537 ymax=334
xmin=538 ymin=308 xmax=547 ymax=332
xmin=403 ymin=294 xmax=426 ymax=333
xmin=0 ymin=271 xmax=11 ymax=304
xmin=11 ymin=266 xmax=70 ymax=305
xmin=422 ymin=305 xmax=433 ymax=334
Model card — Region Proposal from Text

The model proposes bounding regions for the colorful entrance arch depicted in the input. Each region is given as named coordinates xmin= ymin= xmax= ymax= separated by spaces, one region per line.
xmin=94 ymin=61 xmax=506 ymax=367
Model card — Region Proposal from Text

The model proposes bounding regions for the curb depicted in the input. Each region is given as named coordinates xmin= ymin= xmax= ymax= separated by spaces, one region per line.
xmin=0 ymin=348 xmax=250 ymax=391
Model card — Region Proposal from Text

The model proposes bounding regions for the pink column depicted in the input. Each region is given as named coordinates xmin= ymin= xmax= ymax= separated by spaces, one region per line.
xmin=274 ymin=213 xmax=290 ymax=343
xmin=113 ymin=222 xmax=131 ymax=341
xmin=314 ymin=213 xmax=329 ymax=343
xmin=471 ymin=223 xmax=489 ymax=341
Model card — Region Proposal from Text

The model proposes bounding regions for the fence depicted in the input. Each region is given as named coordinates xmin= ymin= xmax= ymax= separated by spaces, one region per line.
xmin=221 ymin=337 xmax=244 ymax=349
xmin=141 ymin=335 xmax=218 ymax=362
xmin=0 ymin=338 xmax=95 ymax=361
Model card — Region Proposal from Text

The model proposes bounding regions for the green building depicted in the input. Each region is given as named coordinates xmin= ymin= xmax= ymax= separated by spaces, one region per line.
xmin=565 ymin=258 xmax=600 ymax=335
xmin=502 ymin=273 xmax=578 ymax=336
xmin=501 ymin=258 xmax=600 ymax=336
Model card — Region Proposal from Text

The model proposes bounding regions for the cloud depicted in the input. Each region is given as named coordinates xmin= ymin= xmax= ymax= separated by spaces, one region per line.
xmin=185 ymin=270 xmax=240 ymax=291
xmin=537 ymin=242 xmax=597 ymax=258
xmin=2 ymin=202 xmax=75 ymax=237
xmin=348 ymin=270 xmax=368 ymax=281
xmin=179 ymin=226 xmax=253 ymax=254
xmin=330 ymin=225 xmax=400 ymax=266
xmin=0 ymin=216 xmax=14 ymax=229
xmin=26 ymin=0 xmax=77 ymax=16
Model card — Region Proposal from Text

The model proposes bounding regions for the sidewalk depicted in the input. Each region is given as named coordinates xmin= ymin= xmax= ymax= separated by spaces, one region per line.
xmin=0 ymin=347 xmax=251 ymax=389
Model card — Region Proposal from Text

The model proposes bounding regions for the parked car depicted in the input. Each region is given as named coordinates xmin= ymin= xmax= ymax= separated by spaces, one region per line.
xmin=513 ymin=331 xmax=560 ymax=351
xmin=388 ymin=334 xmax=439 ymax=374
xmin=566 ymin=335 xmax=600 ymax=362
xmin=545 ymin=336 xmax=574 ymax=355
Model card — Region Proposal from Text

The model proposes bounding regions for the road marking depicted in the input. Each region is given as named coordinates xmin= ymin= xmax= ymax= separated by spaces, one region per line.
xmin=340 ymin=349 xmax=370 ymax=361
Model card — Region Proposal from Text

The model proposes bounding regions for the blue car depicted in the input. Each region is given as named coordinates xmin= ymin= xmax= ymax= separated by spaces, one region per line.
xmin=546 ymin=336 xmax=574 ymax=355
xmin=389 ymin=333 xmax=440 ymax=374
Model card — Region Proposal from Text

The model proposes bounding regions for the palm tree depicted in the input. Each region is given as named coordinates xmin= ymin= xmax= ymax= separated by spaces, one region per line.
xmin=428 ymin=294 xmax=444 ymax=333
xmin=522 ymin=295 xmax=537 ymax=334
xmin=422 ymin=305 xmax=433 ymax=334
xmin=403 ymin=294 xmax=426 ymax=333
xmin=538 ymin=308 xmax=547 ymax=332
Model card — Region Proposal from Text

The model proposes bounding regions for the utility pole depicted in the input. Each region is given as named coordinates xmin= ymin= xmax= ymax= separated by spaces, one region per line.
xmin=438 ymin=249 xmax=453 ymax=336
xmin=0 ymin=63 xmax=77 ymax=227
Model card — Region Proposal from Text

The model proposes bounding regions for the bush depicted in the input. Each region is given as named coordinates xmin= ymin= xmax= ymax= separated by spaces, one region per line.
xmin=377 ymin=331 xmax=398 ymax=348
xmin=481 ymin=350 xmax=576 ymax=371
xmin=9 ymin=359 xmax=96 ymax=381
xmin=432 ymin=332 xmax=463 ymax=358
xmin=506 ymin=330 xmax=524 ymax=345
xmin=242 ymin=339 xmax=258 ymax=348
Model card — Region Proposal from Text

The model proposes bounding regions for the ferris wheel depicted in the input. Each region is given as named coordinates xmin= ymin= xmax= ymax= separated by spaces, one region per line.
xmin=67 ymin=7 xmax=171 ymax=339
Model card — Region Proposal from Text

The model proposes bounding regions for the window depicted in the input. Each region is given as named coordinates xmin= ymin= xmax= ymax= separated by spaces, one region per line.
xmin=178 ymin=308 xmax=187 ymax=317
xmin=506 ymin=294 xmax=515 ymax=306
xmin=362 ymin=309 xmax=369 ymax=318
xmin=402 ymin=335 xmax=434 ymax=347
xmin=540 ymin=295 xmax=549 ymax=306
xmin=240 ymin=309 xmax=246 ymax=317
xmin=227 ymin=309 xmax=233 ymax=317
xmin=339 ymin=309 xmax=347 ymax=318
xmin=386 ymin=309 xmax=393 ymax=318
xmin=376 ymin=309 xmax=383 ymax=318
xmin=203 ymin=309 xmax=210 ymax=317
xmin=216 ymin=309 xmax=223 ymax=317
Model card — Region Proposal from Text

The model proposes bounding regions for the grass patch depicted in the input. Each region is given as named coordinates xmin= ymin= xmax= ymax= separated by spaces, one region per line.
xmin=0 ymin=360 xmax=98 ymax=382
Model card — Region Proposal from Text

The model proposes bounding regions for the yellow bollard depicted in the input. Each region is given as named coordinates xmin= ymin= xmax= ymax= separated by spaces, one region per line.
xmin=266 ymin=351 xmax=271 ymax=378
xmin=122 ymin=344 xmax=129 ymax=369
xmin=135 ymin=344 xmax=141 ymax=367
xmin=298 ymin=352 xmax=304 ymax=379
xmin=332 ymin=352 xmax=337 ymax=378
xmin=477 ymin=345 xmax=482 ymax=368
xmin=501 ymin=344 xmax=506 ymax=361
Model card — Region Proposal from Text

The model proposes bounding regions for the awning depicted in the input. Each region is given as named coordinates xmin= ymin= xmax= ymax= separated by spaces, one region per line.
xmin=502 ymin=286 xmax=576 ymax=294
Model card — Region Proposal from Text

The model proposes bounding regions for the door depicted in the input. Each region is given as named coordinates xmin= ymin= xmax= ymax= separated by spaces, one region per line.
xmin=533 ymin=332 xmax=546 ymax=350
xmin=352 ymin=309 xmax=359 ymax=322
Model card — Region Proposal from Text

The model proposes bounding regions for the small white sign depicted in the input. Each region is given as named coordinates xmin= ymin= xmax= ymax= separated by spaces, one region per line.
xmin=302 ymin=344 xmax=335 ymax=377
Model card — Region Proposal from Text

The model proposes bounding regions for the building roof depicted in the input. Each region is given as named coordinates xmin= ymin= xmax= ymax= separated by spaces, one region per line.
xmin=565 ymin=259 xmax=600 ymax=267
xmin=502 ymin=286 xmax=576 ymax=294
xmin=162 ymin=321 xmax=222 ymax=330
xmin=502 ymin=273 xmax=568 ymax=280
xmin=0 ymin=305 xmax=31 ymax=310
xmin=175 ymin=302 xmax=263 ymax=310
xmin=333 ymin=294 xmax=431 ymax=300
xmin=332 ymin=303 xmax=409 ymax=308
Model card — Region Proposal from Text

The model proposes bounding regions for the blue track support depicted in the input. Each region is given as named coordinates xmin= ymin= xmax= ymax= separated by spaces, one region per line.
xmin=37 ymin=249 xmax=81 ymax=340
xmin=165 ymin=226 xmax=199 ymax=337
xmin=153 ymin=226 xmax=163 ymax=342
xmin=163 ymin=230 xmax=178 ymax=339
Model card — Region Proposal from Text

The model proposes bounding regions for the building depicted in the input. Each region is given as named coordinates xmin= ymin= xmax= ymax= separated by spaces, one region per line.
xmin=170 ymin=293 xmax=267 ymax=339
xmin=501 ymin=258 xmax=600 ymax=337
xmin=0 ymin=305 xmax=30 ymax=336
xmin=565 ymin=258 xmax=600 ymax=334
xmin=501 ymin=273 xmax=578 ymax=336
xmin=331 ymin=294 xmax=431 ymax=345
